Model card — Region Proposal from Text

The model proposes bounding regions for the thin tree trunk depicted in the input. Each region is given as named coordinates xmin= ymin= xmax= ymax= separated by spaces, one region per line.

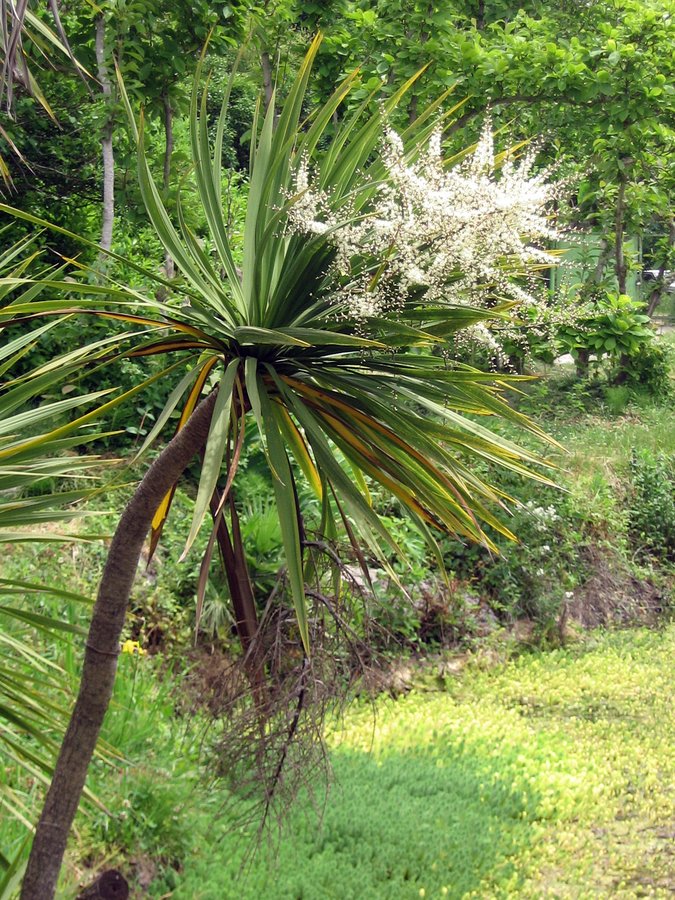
xmin=209 ymin=491 xmax=259 ymax=652
xmin=261 ymin=49 xmax=274 ymax=117
xmin=21 ymin=391 xmax=218 ymax=900
xmin=647 ymin=217 xmax=675 ymax=317
xmin=210 ymin=492 xmax=267 ymax=709
xmin=594 ymin=238 xmax=611 ymax=283
xmin=576 ymin=348 xmax=590 ymax=379
xmin=408 ymin=94 xmax=418 ymax=126
xmin=95 ymin=16 xmax=114 ymax=256
xmin=162 ymin=91 xmax=175 ymax=280
xmin=615 ymin=170 xmax=628 ymax=295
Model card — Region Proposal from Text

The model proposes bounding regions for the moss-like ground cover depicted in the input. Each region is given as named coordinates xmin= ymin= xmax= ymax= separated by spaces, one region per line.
xmin=163 ymin=626 xmax=674 ymax=899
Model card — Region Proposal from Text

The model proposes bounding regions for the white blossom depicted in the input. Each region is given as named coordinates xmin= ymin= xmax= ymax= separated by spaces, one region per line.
xmin=286 ymin=119 xmax=561 ymax=323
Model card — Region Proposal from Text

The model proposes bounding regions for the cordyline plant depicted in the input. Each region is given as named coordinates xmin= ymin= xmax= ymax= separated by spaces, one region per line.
xmin=0 ymin=36 xmax=561 ymax=897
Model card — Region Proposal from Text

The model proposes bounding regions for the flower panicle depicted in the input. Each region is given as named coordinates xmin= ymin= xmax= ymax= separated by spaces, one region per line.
xmin=287 ymin=117 xmax=562 ymax=323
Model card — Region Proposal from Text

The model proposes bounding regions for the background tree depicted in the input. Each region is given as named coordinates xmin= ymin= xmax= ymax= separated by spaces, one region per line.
xmin=314 ymin=0 xmax=675 ymax=310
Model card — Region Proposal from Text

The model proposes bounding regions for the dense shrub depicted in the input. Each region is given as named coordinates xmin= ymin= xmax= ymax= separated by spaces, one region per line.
xmin=627 ymin=450 xmax=675 ymax=561
xmin=556 ymin=292 xmax=653 ymax=376
xmin=613 ymin=340 xmax=673 ymax=399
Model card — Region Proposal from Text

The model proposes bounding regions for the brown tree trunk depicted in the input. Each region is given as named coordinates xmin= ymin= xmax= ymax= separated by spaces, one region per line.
xmin=20 ymin=391 xmax=218 ymax=900
xmin=261 ymin=49 xmax=274 ymax=118
xmin=95 ymin=16 xmax=114 ymax=257
xmin=614 ymin=170 xmax=628 ymax=295
xmin=209 ymin=490 xmax=259 ymax=652
xmin=210 ymin=491 xmax=267 ymax=709
xmin=408 ymin=94 xmax=418 ymax=126
xmin=647 ymin=217 xmax=675 ymax=317
xmin=162 ymin=91 xmax=175 ymax=281
xmin=594 ymin=238 xmax=611 ymax=284
xmin=575 ymin=348 xmax=590 ymax=378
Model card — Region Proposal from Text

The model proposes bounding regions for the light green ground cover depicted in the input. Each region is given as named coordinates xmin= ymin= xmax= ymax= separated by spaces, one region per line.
xmin=162 ymin=626 xmax=674 ymax=899
xmin=557 ymin=407 xmax=675 ymax=476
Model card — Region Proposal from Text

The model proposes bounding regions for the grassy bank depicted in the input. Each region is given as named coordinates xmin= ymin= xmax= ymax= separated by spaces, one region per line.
xmin=80 ymin=626 xmax=674 ymax=898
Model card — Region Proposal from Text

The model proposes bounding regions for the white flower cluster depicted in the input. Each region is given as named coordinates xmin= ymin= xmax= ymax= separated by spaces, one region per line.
xmin=287 ymin=119 xmax=559 ymax=322
xmin=523 ymin=501 xmax=560 ymax=532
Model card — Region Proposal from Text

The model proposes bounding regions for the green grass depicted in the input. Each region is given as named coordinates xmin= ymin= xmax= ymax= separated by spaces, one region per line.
xmin=122 ymin=626 xmax=674 ymax=900
xmin=556 ymin=406 xmax=675 ymax=477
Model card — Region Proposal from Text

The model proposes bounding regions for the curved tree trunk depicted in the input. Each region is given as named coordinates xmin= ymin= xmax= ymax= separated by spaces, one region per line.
xmin=21 ymin=391 xmax=218 ymax=900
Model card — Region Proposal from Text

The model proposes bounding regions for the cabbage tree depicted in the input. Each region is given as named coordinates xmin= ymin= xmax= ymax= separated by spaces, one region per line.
xmin=1 ymin=36 xmax=560 ymax=897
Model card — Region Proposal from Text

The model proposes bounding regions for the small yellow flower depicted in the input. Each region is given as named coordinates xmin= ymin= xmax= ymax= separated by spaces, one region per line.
xmin=121 ymin=639 xmax=146 ymax=656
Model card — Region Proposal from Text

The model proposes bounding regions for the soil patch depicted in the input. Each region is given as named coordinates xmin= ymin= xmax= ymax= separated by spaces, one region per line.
xmin=567 ymin=548 xmax=668 ymax=628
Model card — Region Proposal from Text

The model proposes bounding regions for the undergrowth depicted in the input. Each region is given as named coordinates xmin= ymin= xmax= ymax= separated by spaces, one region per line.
xmin=65 ymin=626 xmax=674 ymax=899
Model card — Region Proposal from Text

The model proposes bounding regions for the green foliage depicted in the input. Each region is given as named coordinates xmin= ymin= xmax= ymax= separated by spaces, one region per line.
xmin=3 ymin=581 xmax=673 ymax=896
xmin=442 ymin=492 xmax=581 ymax=628
xmin=317 ymin=1 xmax=675 ymax=320
xmin=0 ymin=82 xmax=101 ymax=261
xmin=602 ymin=384 xmax=632 ymax=416
xmin=557 ymin=293 xmax=653 ymax=364
xmin=0 ymin=237 xmax=118 ymax=878
xmin=2 ymin=5 xmax=675 ymax=894
xmin=206 ymin=69 xmax=259 ymax=171
xmin=627 ymin=450 xmax=675 ymax=562
xmin=84 ymin=654 xmax=203 ymax=866
xmin=614 ymin=339 xmax=674 ymax=399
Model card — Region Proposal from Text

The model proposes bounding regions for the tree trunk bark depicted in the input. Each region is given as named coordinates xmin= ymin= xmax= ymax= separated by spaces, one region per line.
xmin=261 ymin=49 xmax=274 ymax=118
xmin=408 ymin=94 xmax=418 ymax=126
xmin=20 ymin=391 xmax=218 ymax=900
xmin=209 ymin=490 xmax=268 ymax=709
xmin=95 ymin=16 xmax=114 ymax=256
xmin=575 ymin=348 xmax=590 ymax=379
xmin=646 ymin=217 xmax=675 ymax=317
xmin=594 ymin=238 xmax=611 ymax=284
xmin=614 ymin=170 xmax=628 ymax=295
xmin=209 ymin=491 xmax=259 ymax=652
xmin=162 ymin=91 xmax=175 ymax=281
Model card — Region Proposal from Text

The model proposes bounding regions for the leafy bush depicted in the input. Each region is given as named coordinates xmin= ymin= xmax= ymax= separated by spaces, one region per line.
xmin=613 ymin=340 xmax=673 ymax=399
xmin=627 ymin=450 xmax=675 ymax=561
xmin=557 ymin=292 xmax=653 ymax=374
xmin=441 ymin=495 xmax=581 ymax=630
